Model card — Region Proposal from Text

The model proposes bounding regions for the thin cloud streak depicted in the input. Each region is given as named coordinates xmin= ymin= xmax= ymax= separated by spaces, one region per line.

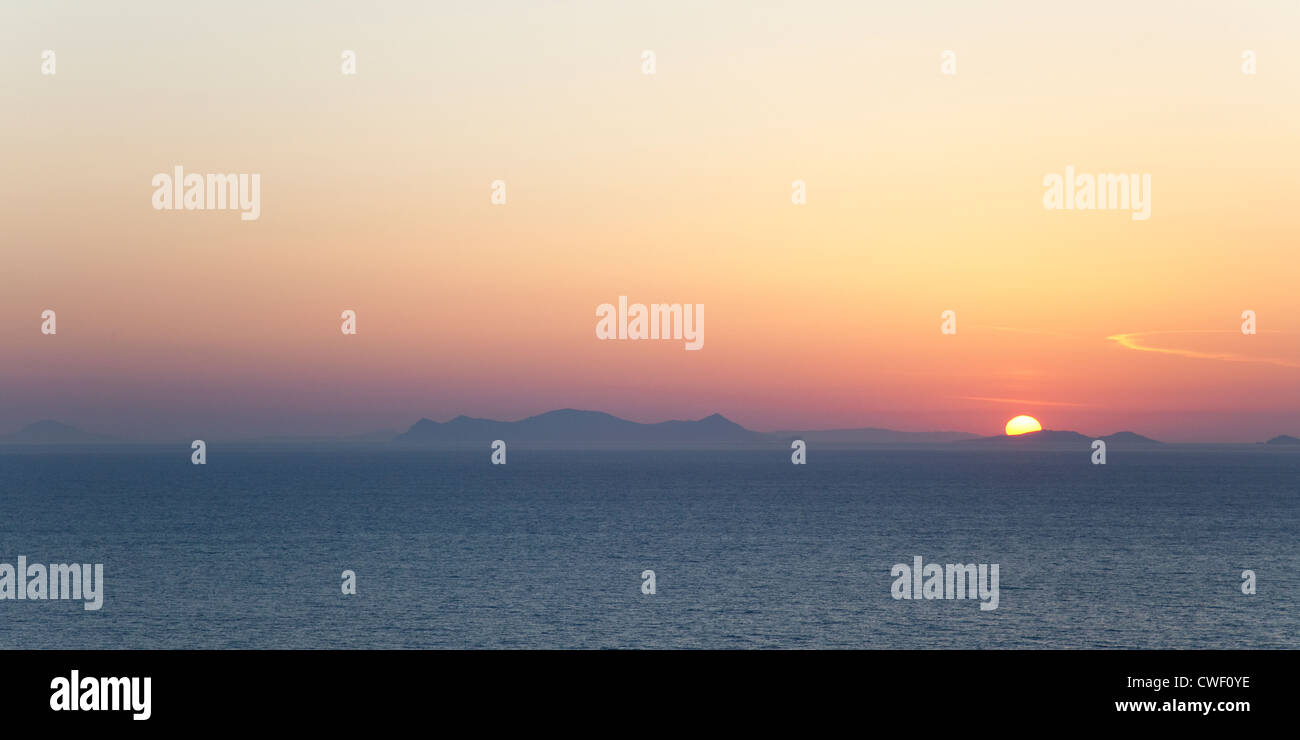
xmin=1106 ymin=330 xmax=1300 ymax=369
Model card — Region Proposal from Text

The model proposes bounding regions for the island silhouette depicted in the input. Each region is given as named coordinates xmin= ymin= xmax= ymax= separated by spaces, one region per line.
xmin=6 ymin=412 xmax=1299 ymax=448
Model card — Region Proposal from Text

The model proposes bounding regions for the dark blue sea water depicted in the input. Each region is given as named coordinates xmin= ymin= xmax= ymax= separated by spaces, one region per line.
xmin=1 ymin=447 xmax=1296 ymax=649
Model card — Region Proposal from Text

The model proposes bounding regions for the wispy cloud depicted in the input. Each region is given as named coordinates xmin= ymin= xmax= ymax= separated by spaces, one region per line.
xmin=1107 ymin=330 xmax=1300 ymax=369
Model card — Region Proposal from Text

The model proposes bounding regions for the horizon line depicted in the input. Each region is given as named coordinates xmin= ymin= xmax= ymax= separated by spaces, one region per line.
xmin=4 ymin=411 xmax=1297 ymax=446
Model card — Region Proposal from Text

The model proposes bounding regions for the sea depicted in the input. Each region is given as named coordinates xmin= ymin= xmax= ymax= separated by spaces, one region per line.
xmin=1 ymin=446 xmax=1296 ymax=649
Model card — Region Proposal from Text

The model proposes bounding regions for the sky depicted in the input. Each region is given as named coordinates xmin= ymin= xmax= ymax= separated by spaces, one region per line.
xmin=1 ymin=1 xmax=1297 ymax=442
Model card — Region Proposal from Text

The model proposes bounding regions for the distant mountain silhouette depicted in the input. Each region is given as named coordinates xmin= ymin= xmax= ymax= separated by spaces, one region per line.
xmin=1097 ymin=431 xmax=1163 ymax=445
xmin=394 ymin=409 xmax=763 ymax=444
xmin=963 ymin=429 xmax=1090 ymax=446
xmin=773 ymin=427 xmax=980 ymax=444
xmin=393 ymin=411 xmax=1178 ymax=448
xmin=3 ymin=420 xmax=116 ymax=444
xmin=1265 ymin=434 xmax=1300 ymax=445
xmin=1 ymin=413 xmax=1177 ymax=448
xmin=962 ymin=429 xmax=1162 ymax=447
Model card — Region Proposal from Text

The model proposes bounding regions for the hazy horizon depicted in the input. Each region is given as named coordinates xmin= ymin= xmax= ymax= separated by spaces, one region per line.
xmin=3 ymin=408 xmax=1298 ymax=446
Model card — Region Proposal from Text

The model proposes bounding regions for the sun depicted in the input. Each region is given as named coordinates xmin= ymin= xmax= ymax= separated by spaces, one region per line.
xmin=1005 ymin=415 xmax=1043 ymax=436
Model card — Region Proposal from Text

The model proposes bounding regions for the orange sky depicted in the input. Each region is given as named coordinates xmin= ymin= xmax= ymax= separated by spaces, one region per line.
xmin=1 ymin=1 xmax=1297 ymax=442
